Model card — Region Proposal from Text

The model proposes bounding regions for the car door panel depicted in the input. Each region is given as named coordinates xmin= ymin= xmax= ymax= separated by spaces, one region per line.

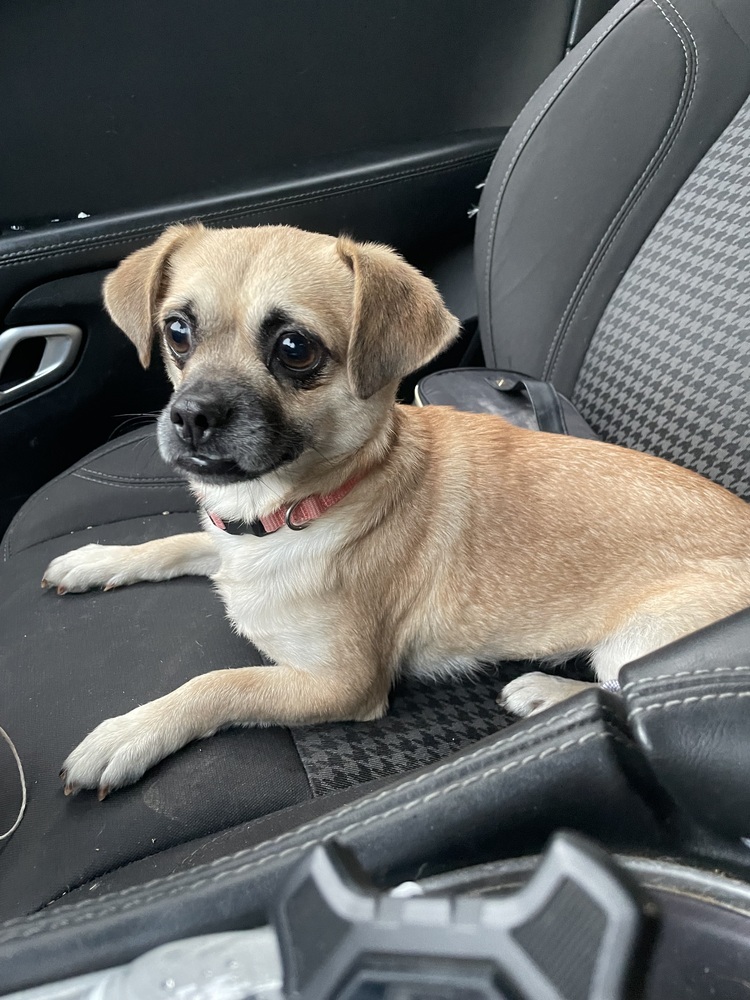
xmin=0 ymin=128 xmax=503 ymax=319
xmin=2 ymin=0 xmax=574 ymax=229
xmin=0 ymin=130 xmax=503 ymax=532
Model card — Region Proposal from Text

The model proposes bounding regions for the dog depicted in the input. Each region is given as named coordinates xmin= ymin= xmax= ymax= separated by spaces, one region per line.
xmin=43 ymin=223 xmax=750 ymax=798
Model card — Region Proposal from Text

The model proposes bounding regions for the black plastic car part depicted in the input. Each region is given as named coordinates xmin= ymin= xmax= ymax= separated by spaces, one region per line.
xmin=274 ymin=833 xmax=658 ymax=1000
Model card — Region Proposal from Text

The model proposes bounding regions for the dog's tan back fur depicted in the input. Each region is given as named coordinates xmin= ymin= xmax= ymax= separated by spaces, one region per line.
xmin=345 ymin=405 xmax=750 ymax=670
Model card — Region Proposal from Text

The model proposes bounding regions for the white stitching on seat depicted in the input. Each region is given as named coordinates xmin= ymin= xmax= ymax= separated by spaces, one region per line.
xmin=0 ymin=153 xmax=491 ymax=267
xmin=71 ymin=467 xmax=185 ymax=486
xmin=660 ymin=0 xmax=698 ymax=64
xmin=71 ymin=472 xmax=182 ymax=490
xmin=0 ymin=703 xmax=609 ymax=929
xmin=629 ymin=690 xmax=750 ymax=716
xmin=77 ymin=468 xmax=183 ymax=485
xmin=482 ymin=0 xmax=643 ymax=339
xmin=2 ymin=727 xmax=631 ymax=937
xmin=621 ymin=664 xmax=750 ymax=694
xmin=545 ymin=0 xmax=698 ymax=379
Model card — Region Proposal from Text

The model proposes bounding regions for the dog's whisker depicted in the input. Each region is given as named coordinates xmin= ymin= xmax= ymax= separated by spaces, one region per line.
xmin=114 ymin=411 xmax=160 ymax=418
xmin=134 ymin=433 xmax=153 ymax=469
xmin=310 ymin=445 xmax=338 ymax=469
xmin=108 ymin=413 xmax=160 ymax=441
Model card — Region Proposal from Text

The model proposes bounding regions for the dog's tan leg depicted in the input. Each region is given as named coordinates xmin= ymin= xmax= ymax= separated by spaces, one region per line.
xmin=42 ymin=533 xmax=219 ymax=594
xmin=60 ymin=662 xmax=389 ymax=797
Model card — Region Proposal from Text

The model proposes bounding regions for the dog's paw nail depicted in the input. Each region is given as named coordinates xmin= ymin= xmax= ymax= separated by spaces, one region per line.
xmin=59 ymin=767 xmax=67 ymax=780
xmin=102 ymin=582 xmax=117 ymax=592
xmin=63 ymin=783 xmax=79 ymax=797
xmin=97 ymin=785 xmax=111 ymax=802
xmin=56 ymin=585 xmax=68 ymax=596
xmin=41 ymin=578 xmax=49 ymax=589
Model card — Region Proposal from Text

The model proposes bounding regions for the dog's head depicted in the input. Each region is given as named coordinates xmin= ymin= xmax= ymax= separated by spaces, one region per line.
xmin=103 ymin=224 xmax=459 ymax=485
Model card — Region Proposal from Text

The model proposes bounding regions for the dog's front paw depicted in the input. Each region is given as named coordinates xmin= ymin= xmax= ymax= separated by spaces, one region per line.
xmin=42 ymin=544 xmax=135 ymax=594
xmin=60 ymin=707 xmax=173 ymax=798
xmin=499 ymin=672 xmax=591 ymax=718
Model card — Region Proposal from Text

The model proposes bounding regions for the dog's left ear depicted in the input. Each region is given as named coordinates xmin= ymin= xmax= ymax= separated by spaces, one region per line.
xmin=337 ymin=237 xmax=460 ymax=399
xmin=103 ymin=223 xmax=199 ymax=367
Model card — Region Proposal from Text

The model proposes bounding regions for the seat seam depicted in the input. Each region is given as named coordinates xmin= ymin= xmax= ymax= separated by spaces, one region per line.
xmin=482 ymin=0 xmax=644 ymax=342
xmin=2 ymin=432 xmax=161 ymax=561
xmin=5 ymin=510 xmax=198 ymax=560
xmin=0 ymin=152 xmax=493 ymax=267
xmin=6 ymin=474 xmax=186 ymax=558
xmin=621 ymin=664 xmax=750 ymax=693
xmin=70 ymin=472 xmax=187 ymax=490
xmin=76 ymin=469 xmax=183 ymax=485
xmin=1 ymin=704 xmax=613 ymax=929
xmin=6 ymin=725 xmax=632 ymax=935
xmin=545 ymin=0 xmax=698 ymax=380
xmin=287 ymin=728 xmax=317 ymax=802
xmin=705 ymin=0 xmax=750 ymax=55
xmin=70 ymin=469 xmax=184 ymax=490
xmin=629 ymin=690 xmax=750 ymax=716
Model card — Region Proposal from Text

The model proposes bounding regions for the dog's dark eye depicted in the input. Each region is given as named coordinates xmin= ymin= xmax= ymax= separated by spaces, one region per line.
xmin=164 ymin=315 xmax=193 ymax=356
xmin=274 ymin=330 xmax=323 ymax=373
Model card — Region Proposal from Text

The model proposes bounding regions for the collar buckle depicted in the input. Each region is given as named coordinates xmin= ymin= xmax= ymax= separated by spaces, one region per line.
xmin=284 ymin=501 xmax=310 ymax=531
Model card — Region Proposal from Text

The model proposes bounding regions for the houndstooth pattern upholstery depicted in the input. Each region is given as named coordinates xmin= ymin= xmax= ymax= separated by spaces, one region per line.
xmin=573 ymin=94 xmax=750 ymax=501
xmin=291 ymin=666 xmax=523 ymax=795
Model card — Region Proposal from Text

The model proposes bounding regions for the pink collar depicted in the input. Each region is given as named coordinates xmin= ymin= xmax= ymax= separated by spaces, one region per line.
xmin=205 ymin=474 xmax=363 ymax=537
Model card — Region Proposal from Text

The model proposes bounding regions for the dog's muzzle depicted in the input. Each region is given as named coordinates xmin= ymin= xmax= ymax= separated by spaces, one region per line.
xmin=166 ymin=394 xmax=242 ymax=477
xmin=158 ymin=384 xmax=303 ymax=483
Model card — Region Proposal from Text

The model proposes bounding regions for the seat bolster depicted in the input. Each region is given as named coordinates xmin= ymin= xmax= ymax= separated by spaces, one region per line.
xmin=475 ymin=0 xmax=750 ymax=394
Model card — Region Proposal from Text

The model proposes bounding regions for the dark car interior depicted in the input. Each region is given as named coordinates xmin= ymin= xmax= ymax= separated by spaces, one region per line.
xmin=2 ymin=0 xmax=750 ymax=996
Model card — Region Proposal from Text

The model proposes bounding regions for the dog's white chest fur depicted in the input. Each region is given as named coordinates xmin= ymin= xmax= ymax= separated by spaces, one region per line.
xmin=209 ymin=518 xmax=343 ymax=669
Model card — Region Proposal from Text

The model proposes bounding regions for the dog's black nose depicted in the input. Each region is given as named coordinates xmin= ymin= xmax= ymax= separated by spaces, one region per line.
xmin=170 ymin=397 xmax=228 ymax=448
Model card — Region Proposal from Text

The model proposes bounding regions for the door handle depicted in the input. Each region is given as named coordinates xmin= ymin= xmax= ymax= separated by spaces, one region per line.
xmin=0 ymin=324 xmax=82 ymax=408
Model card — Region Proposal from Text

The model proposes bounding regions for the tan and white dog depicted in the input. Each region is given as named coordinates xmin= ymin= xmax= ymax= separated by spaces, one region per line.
xmin=44 ymin=224 xmax=750 ymax=798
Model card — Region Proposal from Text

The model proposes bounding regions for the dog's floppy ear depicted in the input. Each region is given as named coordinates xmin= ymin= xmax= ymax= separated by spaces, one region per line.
xmin=336 ymin=236 xmax=460 ymax=399
xmin=103 ymin=223 xmax=198 ymax=368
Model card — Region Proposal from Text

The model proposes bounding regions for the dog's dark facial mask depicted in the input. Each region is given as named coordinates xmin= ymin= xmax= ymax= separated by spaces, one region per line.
xmin=157 ymin=375 xmax=305 ymax=484
xmin=155 ymin=302 xmax=339 ymax=483
xmin=102 ymin=223 xmax=460 ymax=488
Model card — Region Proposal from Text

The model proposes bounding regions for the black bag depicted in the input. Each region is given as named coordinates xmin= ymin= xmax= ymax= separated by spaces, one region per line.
xmin=415 ymin=367 xmax=600 ymax=441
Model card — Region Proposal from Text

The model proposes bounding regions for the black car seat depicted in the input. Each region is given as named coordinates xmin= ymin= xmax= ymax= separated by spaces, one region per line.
xmin=2 ymin=0 xmax=750 ymax=988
